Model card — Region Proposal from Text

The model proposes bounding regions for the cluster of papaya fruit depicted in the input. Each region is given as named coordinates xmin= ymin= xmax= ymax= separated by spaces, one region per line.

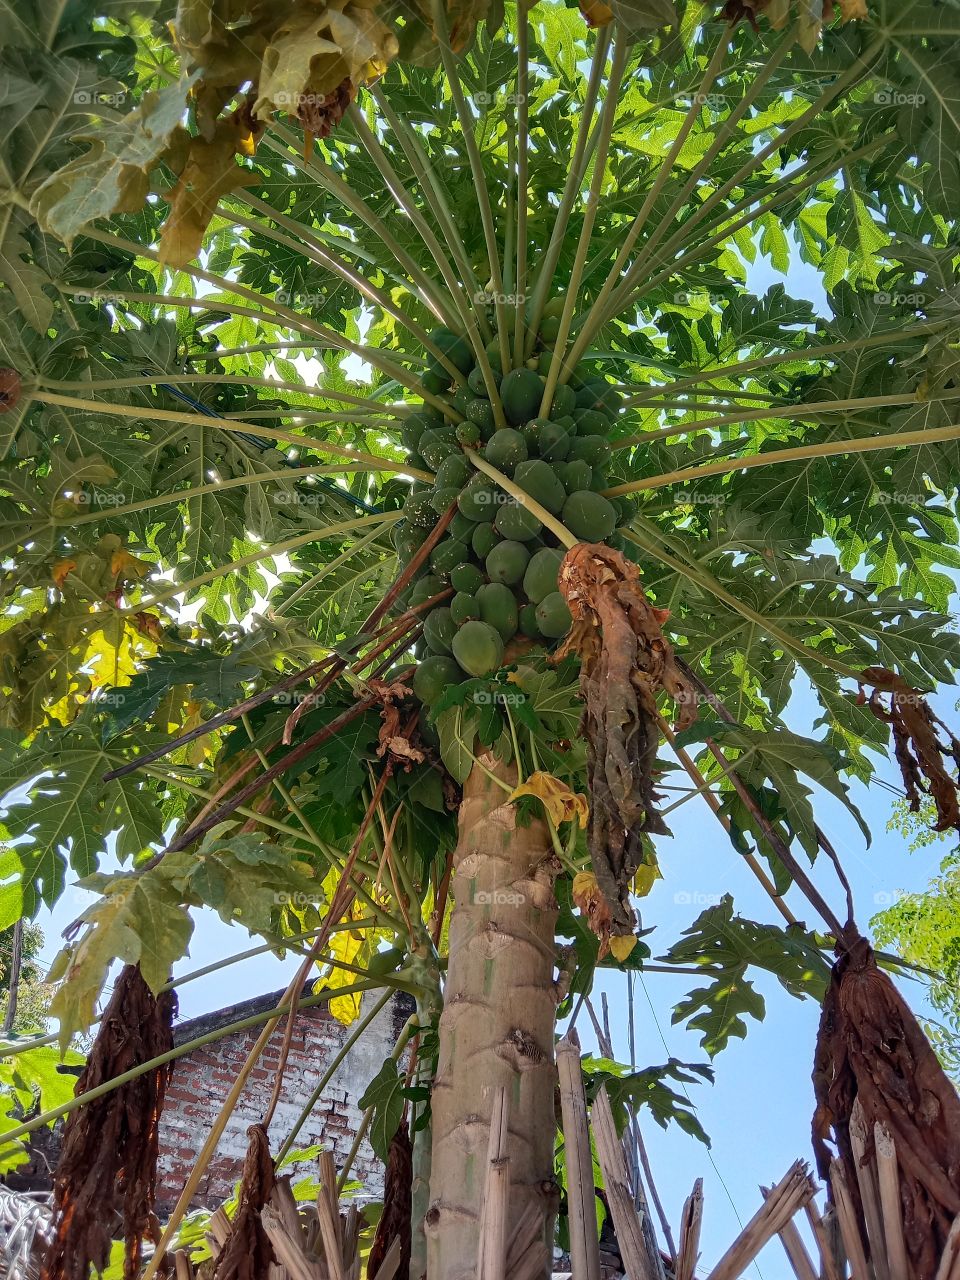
xmin=391 ymin=312 xmax=634 ymax=706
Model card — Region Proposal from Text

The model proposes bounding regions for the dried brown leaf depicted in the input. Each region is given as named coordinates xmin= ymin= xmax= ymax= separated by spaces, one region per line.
xmin=555 ymin=542 xmax=696 ymax=930
xmin=42 ymin=965 xmax=176 ymax=1280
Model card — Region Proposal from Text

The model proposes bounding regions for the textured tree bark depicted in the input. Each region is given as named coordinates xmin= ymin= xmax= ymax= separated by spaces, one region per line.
xmin=426 ymin=752 xmax=560 ymax=1280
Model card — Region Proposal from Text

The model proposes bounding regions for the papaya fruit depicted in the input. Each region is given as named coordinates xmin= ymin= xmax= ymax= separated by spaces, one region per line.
xmin=431 ymin=486 xmax=461 ymax=514
xmin=476 ymin=582 xmax=519 ymax=642
xmin=500 ymin=368 xmax=545 ymax=425
xmin=576 ymin=380 xmax=621 ymax=416
xmin=410 ymin=573 xmax=443 ymax=606
xmin=518 ymin=602 xmax=543 ymax=639
xmin=423 ymin=606 xmax=457 ymax=654
xmin=494 ymin=500 xmax=542 ymax=541
xmin=575 ymin=408 xmax=611 ymax=436
xmin=513 ymin=458 xmax=567 ymax=514
xmin=539 ymin=314 xmax=561 ymax=342
xmin=367 ymin=945 xmax=405 ymax=976
xmin=543 ymin=296 xmax=565 ymax=320
xmin=423 ymin=367 xmax=451 ymax=394
xmin=434 ymin=454 xmax=471 ymax=490
xmin=551 ymin=383 xmax=577 ymax=417
xmin=458 ymin=477 xmax=499 ymax=522
xmin=467 ymin=398 xmax=496 ymax=432
xmin=430 ymin=538 xmax=467 ymax=578
xmin=535 ymin=591 xmax=572 ymax=639
xmin=449 ymin=512 xmax=475 ymax=542
xmin=455 ymin=421 xmax=482 ymax=448
xmin=419 ymin=427 xmax=459 ymax=470
xmin=471 ymin=522 xmax=500 ymax=559
xmin=450 ymin=386 xmax=472 ymax=416
xmin=430 ymin=327 xmax=474 ymax=374
xmin=560 ymin=459 xmax=592 ymax=493
xmin=451 ymin=591 xmax=480 ymax=624
xmin=450 ymin=562 xmax=484 ymax=593
xmin=414 ymin=653 xmax=463 ymax=702
xmin=561 ymin=489 xmax=617 ymax=541
xmin=486 ymin=539 xmax=530 ymax=585
xmin=418 ymin=703 xmax=440 ymax=747
xmin=468 ymin=365 xmax=493 ymax=396
xmin=536 ymin=421 xmax=571 ymax=462
xmin=452 ymin=619 xmax=505 ymax=677
xmin=523 ymin=547 xmax=564 ymax=603
xmin=484 ymin=338 xmax=504 ymax=371
xmin=484 ymin=428 xmax=528 ymax=471
xmin=404 ymin=491 xmax=440 ymax=529
xmin=567 ymin=435 xmax=611 ymax=466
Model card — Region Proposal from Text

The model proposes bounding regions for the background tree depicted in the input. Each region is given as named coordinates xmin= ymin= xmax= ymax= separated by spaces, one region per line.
xmin=1 ymin=0 xmax=959 ymax=1275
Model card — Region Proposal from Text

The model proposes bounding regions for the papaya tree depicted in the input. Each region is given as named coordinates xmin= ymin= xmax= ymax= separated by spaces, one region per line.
xmin=2 ymin=0 xmax=960 ymax=1276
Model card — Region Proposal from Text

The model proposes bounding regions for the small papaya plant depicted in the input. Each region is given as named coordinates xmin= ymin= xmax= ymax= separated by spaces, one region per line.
xmin=2 ymin=0 xmax=960 ymax=1276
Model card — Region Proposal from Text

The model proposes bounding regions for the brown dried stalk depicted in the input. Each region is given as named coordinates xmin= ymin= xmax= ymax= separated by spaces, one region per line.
xmin=812 ymin=930 xmax=960 ymax=1280
xmin=860 ymin=667 xmax=960 ymax=833
xmin=556 ymin=542 xmax=697 ymax=929
xmin=42 ymin=966 xmax=176 ymax=1280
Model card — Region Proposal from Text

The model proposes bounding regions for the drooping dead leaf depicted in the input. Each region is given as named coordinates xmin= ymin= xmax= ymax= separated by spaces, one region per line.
xmin=572 ymin=870 xmax=614 ymax=958
xmin=297 ymin=78 xmax=356 ymax=145
xmin=372 ymin=677 xmax=423 ymax=770
xmin=253 ymin=3 xmax=398 ymax=120
xmin=51 ymin=559 xmax=76 ymax=590
xmin=42 ymin=965 xmax=176 ymax=1280
xmin=158 ymin=111 xmax=261 ymax=268
xmin=556 ymin=543 xmax=697 ymax=932
xmin=709 ymin=0 xmax=864 ymax=49
xmin=368 ymin=1119 xmax=412 ymax=1279
xmin=110 ymin=549 xmax=153 ymax=582
xmin=509 ymin=771 xmax=589 ymax=829
xmin=859 ymin=667 xmax=960 ymax=833
xmin=812 ymin=930 xmax=960 ymax=1280
xmin=211 ymin=1124 xmax=277 ymax=1280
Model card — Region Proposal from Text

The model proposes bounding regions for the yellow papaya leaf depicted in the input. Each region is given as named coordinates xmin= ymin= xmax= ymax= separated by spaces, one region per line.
xmin=839 ymin=0 xmax=867 ymax=17
xmin=609 ymin=933 xmax=638 ymax=962
xmin=632 ymin=857 xmax=661 ymax=898
xmin=509 ymin=771 xmax=589 ymax=828
xmin=158 ymin=116 xmax=255 ymax=267
xmin=316 ymin=903 xmax=370 ymax=1026
xmin=51 ymin=559 xmax=76 ymax=590
xmin=579 ymin=0 xmax=613 ymax=24
xmin=109 ymin=548 xmax=153 ymax=581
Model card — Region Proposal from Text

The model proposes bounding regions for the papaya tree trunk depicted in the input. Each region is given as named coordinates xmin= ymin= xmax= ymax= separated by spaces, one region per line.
xmin=426 ymin=751 xmax=560 ymax=1280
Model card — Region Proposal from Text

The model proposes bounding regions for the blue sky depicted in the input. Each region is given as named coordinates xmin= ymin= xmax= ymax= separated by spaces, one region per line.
xmin=23 ymin=240 xmax=959 ymax=1274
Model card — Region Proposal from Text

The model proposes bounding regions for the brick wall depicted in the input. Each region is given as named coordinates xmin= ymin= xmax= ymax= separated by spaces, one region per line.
xmin=156 ymin=987 xmax=413 ymax=1214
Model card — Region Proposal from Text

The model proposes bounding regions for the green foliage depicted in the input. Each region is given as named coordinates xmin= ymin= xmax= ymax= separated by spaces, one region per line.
xmin=581 ymin=1055 xmax=714 ymax=1147
xmin=662 ymin=895 xmax=832 ymax=1056
xmin=0 ymin=1043 xmax=85 ymax=1173
xmin=873 ymin=849 xmax=960 ymax=1076
xmin=358 ymin=1057 xmax=405 ymax=1162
